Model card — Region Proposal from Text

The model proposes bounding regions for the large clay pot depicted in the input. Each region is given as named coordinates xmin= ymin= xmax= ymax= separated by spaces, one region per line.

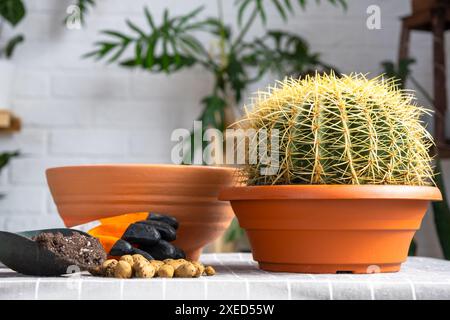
xmin=46 ymin=164 xmax=236 ymax=260
xmin=219 ymin=185 xmax=442 ymax=273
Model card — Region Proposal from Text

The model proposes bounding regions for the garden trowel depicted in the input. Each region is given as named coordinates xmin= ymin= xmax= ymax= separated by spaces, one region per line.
xmin=0 ymin=212 xmax=178 ymax=276
xmin=0 ymin=228 xmax=94 ymax=276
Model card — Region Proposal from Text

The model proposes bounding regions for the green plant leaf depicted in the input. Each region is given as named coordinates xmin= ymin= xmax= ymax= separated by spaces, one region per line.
xmin=202 ymin=18 xmax=231 ymax=40
xmin=272 ymin=0 xmax=288 ymax=21
xmin=408 ymin=239 xmax=417 ymax=256
xmin=4 ymin=34 xmax=24 ymax=58
xmin=0 ymin=0 xmax=25 ymax=26
xmin=126 ymin=19 xmax=146 ymax=38
xmin=120 ymin=58 xmax=138 ymax=67
xmin=179 ymin=35 xmax=204 ymax=55
xmin=143 ymin=34 xmax=158 ymax=68
xmin=176 ymin=6 xmax=204 ymax=28
xmin=237 ymin=0 xmax=252 ymax=26
xmin=256 ymin=0 xmax=267 ymax=24
xmin=0 ymin=151 xmax=19 ymax=173
xmin=135 ymin=40 xmax=143 ymax=66
xmin=101 ymin=30 xmax=131 ymax=42
xmin=381 ymin=58 xmax=416 ymax=89
xmin=224 ymin=218 xmax=245 ymax=243
xmin=144 ymin=7 xmax=156 ymax=30
xmin=236 ymin=0 xmax=346 ymax=25
xmin=283 ymin=0 xmax=294 ymax=12
xmin=90 ymin=41 xmax=118 ymax=59
xmin=226 ymin=52 xmax=248 ymax=102
xmin=85 ymin=6 xmax=213 ymax=73
xmin=106 ymin=44 xmax=128 ymax=63
xmin=240 ymin=29 xmax=335 ymax=79
xmin=200 ymin=95 xmax=227 ymax=130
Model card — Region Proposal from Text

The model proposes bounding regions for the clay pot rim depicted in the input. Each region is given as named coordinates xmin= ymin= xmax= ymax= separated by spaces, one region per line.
xmin=46 ymin=164 xmax=236 ymax=174
xmin=219 ymin=185 xmax=442 ymax=201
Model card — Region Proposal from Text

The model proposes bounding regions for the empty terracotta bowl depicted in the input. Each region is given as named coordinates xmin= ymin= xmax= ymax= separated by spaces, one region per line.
xmin=46 ymin=164 xmax=236 ymax=260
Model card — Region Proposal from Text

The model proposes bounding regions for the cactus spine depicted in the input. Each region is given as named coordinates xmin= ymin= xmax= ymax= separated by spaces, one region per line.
xmin=238 ymin=73 xmax=435 ymax=186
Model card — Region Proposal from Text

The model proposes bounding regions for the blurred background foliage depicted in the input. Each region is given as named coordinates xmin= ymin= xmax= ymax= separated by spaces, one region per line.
xmin=0 ymin=0 xmax=25 ymax=58
xmin=84 ymin=0 xmax=347 ymax=245
xmin=85 ymin=0 xmax=346 ymax=142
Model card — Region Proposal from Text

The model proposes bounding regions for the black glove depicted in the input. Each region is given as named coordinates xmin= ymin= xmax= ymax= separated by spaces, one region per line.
xmin=110 ymin=213 xmax=185 ymax=260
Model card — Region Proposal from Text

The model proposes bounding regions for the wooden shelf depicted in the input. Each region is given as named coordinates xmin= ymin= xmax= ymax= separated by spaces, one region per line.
xmin=402 ymin=7 xmax=450 ymax=31
xmin=0 ymin=110 xmax=21 ymax=133
xmin=399 ymin=1 xmax=450 ymax=157
xmin=438 ymin=144 xmax=450 ymax=158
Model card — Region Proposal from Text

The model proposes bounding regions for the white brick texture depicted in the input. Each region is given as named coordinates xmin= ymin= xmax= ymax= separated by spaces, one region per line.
xmin=49 ymin=129 xmax=129 ymax=155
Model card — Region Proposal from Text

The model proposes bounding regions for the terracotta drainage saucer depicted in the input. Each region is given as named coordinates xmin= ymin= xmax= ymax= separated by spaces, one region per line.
xmin=219 ymin=185 xmax=442 ymax=274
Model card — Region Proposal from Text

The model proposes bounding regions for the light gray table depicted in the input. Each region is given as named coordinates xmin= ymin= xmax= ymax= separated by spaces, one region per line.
xmin=0 ymin=253 xmax=449 ymax=300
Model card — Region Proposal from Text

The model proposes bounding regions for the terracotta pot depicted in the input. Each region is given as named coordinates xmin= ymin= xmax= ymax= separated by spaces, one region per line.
xmin=219 ymin=185 xmax=442 ymax=273
xmin=46 ymin=164 xmax=236 ymax=260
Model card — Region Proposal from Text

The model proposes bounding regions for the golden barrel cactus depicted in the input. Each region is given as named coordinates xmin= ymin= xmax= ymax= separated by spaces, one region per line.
xmin=238 ymin=73 xmax=435 ymax=186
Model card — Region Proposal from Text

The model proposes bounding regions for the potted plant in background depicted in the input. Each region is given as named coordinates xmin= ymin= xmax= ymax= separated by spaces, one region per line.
xmin=219 ymin=73 xmax=442 ymax=273
xmin=83 ymin=0 xmax=346 ymax=250
xmin=84 ymin=0 xmax=345 ymax=154
xmin=0 ymin=0 xmax=25 ymax=110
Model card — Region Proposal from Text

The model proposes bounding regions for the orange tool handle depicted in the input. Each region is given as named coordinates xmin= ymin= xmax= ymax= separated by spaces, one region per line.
xmin=88 ymin=212 xmax=151 ymax=256
xmin=98 ymin=212 xmax=149 ymax=225
xmin=89 ymin=223 xmax=132 ymax=239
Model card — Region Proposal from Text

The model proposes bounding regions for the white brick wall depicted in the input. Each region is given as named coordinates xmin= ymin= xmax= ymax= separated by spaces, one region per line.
xmin=0 ymin=0 xmax=448 ymax=257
